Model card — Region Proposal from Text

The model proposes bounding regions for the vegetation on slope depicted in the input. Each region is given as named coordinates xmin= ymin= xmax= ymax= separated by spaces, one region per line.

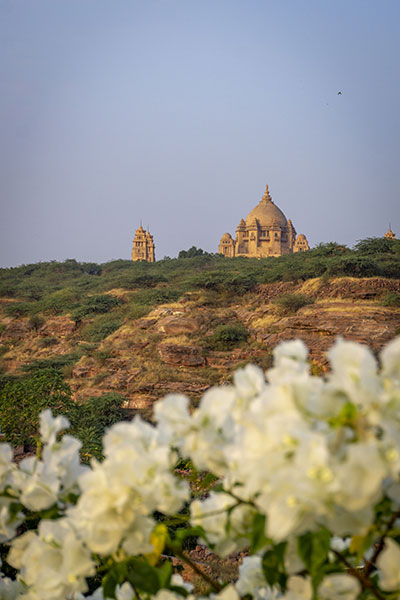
xmin=0 ymin=237 xmax=399 ymax=457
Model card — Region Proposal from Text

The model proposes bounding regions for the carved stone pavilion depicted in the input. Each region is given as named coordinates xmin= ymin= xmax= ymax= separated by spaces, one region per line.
xmin=218 ymin=184 xmax=309 ymax=258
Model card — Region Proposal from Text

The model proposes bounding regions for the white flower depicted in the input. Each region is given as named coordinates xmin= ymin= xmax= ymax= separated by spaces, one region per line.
xmin=115 ymin=582 xmax=135 ymax=600
xmin=39 ymin=409 xmax=70 ymax=447
xmin=190 ymin=492 xmax=254 ymax=556
xmin=0 ymin=576 xmax=25 ymax=599
xmin=69 ymin=416 xmax=188 ymax=555
xmin=376 ymin=537 xmax=400 ymax=591
xmin=208 ymin=585 xmax=240 ymax=600
xmin=327 ymin=338 xmax=380 ymax=405
xmin=333 ymin=442 xmax=387 ymax=512
xmin=154 ymin=393 xmax=191 ymax=445
xmin=318 ymin=573 xmax=360 ymax=600
xmin=283 ymin=576 xmax=312 ymax=600
xmin=381 ymin=336 xmax=400 ymax=387
xmin=236 ymin=556 xmax=268 ymax=596
xmin=233 ymin=364 xmax=266 ymax=400
xmin=268 ymin=340 xmax=309 ymax=385
xmin=330 ymin=537 xmax=351 ymax=553
xmin=171 ymin=574 xmax=193 ymax=592
xmin=14 ymin=455 xmax=60 ymax=511
xmin=7 ymin=518 xmax=95 ymax=600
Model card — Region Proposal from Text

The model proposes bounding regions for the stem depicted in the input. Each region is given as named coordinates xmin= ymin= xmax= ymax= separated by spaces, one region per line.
xmin=333 ymin=550 xmax=385 ymax=600
xmin=131 ymin=583 xmax=143 ymax=600
xmin=364 ymin=508 xmax=400 ymax=576
xmin=172 ymin=548 xmax=222 ymax=593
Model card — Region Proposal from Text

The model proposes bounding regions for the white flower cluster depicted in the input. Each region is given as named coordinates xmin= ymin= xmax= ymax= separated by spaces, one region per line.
xmin=0 ymin=336 xmax=399 ymax=599
xmin=156 ymin=337 xmax=400 ymax=547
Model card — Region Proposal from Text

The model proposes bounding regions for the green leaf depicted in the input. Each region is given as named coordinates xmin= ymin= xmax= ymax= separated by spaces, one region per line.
xmin=170 ymin=586 xmax=190 ymax=597
xmin=250 ymin=513 xmax=271 ymax=554
xmin=158 ymin=560 xmax=173 ymax=588
xmin=262 ymin=542 xmax=287 ymax=588
xmin=102 ymin=571 xmax=118 ymax=599
xmin=298 ymin=529 xmax=331 ymax=595
xmin=298 ymin=530 xmax=330 ymax=572
xmin=126 ymin=558 xmax=161 ymax=594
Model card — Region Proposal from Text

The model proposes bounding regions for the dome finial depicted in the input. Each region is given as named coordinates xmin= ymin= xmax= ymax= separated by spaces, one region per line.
xmin=263 ymin=184 xmax=272 ymax=202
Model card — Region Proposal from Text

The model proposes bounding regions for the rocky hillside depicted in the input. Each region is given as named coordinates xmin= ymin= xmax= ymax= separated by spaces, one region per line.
xmin=1 ymin=274 xmax=399 ymax=419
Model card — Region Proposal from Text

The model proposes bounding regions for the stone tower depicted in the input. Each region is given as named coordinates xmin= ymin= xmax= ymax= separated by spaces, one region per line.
xmin=218 ymin=184 xmax=309 ymax=258
xmin=131 ymin=226 xmax=155 ymax=262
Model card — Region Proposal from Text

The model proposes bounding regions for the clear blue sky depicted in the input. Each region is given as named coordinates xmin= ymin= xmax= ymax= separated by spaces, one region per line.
xmin=1 ymin=0 xmax=399 ymax=266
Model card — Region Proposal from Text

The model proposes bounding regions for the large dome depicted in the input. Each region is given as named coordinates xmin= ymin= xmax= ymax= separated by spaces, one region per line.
xmin=245 ymin=185 xmax=288 ymax=228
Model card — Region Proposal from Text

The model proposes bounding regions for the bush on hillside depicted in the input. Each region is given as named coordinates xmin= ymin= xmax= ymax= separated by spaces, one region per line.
xmin=0 ymin=368 xmax=75 ymax=447
xmin=3 ymin=302 xmax=33 ymax=318
xmin=273 ymin=293 xmax=314 ymax=315
xmin=354 ymin=236 xmax=399 ymax=254
xmin=381 ymin=292 xmax=400 ymax=308
xmin=326 ymin=256 xmax=381 ymax=278
xmin=73 ymin=393 xmax=126 ymax=460
xmin=38 ymin=288 xmax=81 ymax=315
xmin=72 ymin=294 xmax=122 ymax=322
xmin=81 ymin=314 xmax=124 ymax=342
xmin=205 ymin=322 xmax=249 ymax=350
xmin=178 ymin=246 xmax=211 ymax=258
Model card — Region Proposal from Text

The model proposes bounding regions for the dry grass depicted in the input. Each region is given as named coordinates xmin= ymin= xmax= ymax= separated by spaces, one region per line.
xmin=250 ymin=314 xmax=279 ymax=329
xmin=299 ymin=278 xmax=324 ymax=293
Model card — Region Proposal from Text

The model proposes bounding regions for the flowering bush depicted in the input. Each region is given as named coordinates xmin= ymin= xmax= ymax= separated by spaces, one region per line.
xmin=1 ymin=336 xmax=400 ymax=599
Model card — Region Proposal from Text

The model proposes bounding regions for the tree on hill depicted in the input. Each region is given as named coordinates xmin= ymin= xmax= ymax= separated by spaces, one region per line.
xmin=178 ymin=246 xmax=209 ymax=258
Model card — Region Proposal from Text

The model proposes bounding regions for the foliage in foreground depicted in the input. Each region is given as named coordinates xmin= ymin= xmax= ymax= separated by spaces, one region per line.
xmin=1 ymin=336 xmax=400 ymax=599
xmin=0 ymin=369 xmax=125 ymax=459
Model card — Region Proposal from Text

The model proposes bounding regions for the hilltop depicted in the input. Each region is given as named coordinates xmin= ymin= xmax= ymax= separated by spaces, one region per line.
xmin=0 ymin=238 xmax=399 ymax=446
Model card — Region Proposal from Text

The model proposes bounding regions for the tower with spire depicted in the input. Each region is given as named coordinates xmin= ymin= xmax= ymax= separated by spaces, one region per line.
xmin=131 ymin=225 xmax=155 ymax=262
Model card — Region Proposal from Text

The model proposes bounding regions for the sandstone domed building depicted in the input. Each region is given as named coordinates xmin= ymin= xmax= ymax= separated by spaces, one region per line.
xmin=131 ymin=226 xmax=155 ymax=262
xmin=385 ymin=227 xmax=396 ymax=239
xmin=218 ymin=184 xmax=309 ymax=258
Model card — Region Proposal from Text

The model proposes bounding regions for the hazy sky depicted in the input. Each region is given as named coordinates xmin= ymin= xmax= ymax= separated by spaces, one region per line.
xmin=1 ymin=0 xmax=399 ymax=267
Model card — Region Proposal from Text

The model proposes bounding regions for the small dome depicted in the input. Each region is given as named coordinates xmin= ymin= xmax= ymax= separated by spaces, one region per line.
xmin=296 ymin=233 xmax=306 ymax=241
xmin=221 ymin=232 xmax=233 ymax=241
xmin=245 ymin=185 xmax=288 ymax=229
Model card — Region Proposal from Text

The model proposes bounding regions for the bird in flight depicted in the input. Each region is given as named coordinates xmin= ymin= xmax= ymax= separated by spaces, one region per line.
xmin=337 ymin=91 xmax=342 ymax=95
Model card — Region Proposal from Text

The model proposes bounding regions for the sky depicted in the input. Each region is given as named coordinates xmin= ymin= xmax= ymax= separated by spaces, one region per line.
xmin=1 ymin=0 xmax=399 ymax=267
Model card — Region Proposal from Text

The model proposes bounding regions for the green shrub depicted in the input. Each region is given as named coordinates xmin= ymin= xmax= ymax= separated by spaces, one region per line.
xmin=72 ymin=294 xmax=121 ymax=322
xmin=117 ymin=274 xmax=168 ymax=289
xmin=73 ymin=393 xmax=126 ymax=460
xmin=125 ymin=304 xmax=152 ymax=320
xmin=81 ymin=314 xmax=123 ymax=342
xmin=354 ymin=237 xmax=399 ymax=255
xmin=178 ymin=246 xmax=211 ymax=258
xmin=381 ymin=292 xmax=400 ymax=308
xmin=326 ymin=257 xmax=381 ymax=278
xmin=0 ymin=323 xmax=6 ymax=336
xmin=130 ymin=287 xmax=183 ymax=306
xmin=273 ymin=293 xmax=314 ymax=315
xmin=37 ymin=336 xmax=59 ymax=348
xmin=205 ymin=323 xmax=249 ymax=350
xmin=28 ymin=314 xmax=45 ymax=332
xmin=188 ymin=271 xmax=258 ymax=294
xmin=38 ymin=288 xmax=80 ymax=315
xmin=21 ymin=353 xmax=81 ymax=373
xmin=3 ymin=302 xmax=33 ymax=317
xmin=0 ymin=369 xmax=75 ymax=446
